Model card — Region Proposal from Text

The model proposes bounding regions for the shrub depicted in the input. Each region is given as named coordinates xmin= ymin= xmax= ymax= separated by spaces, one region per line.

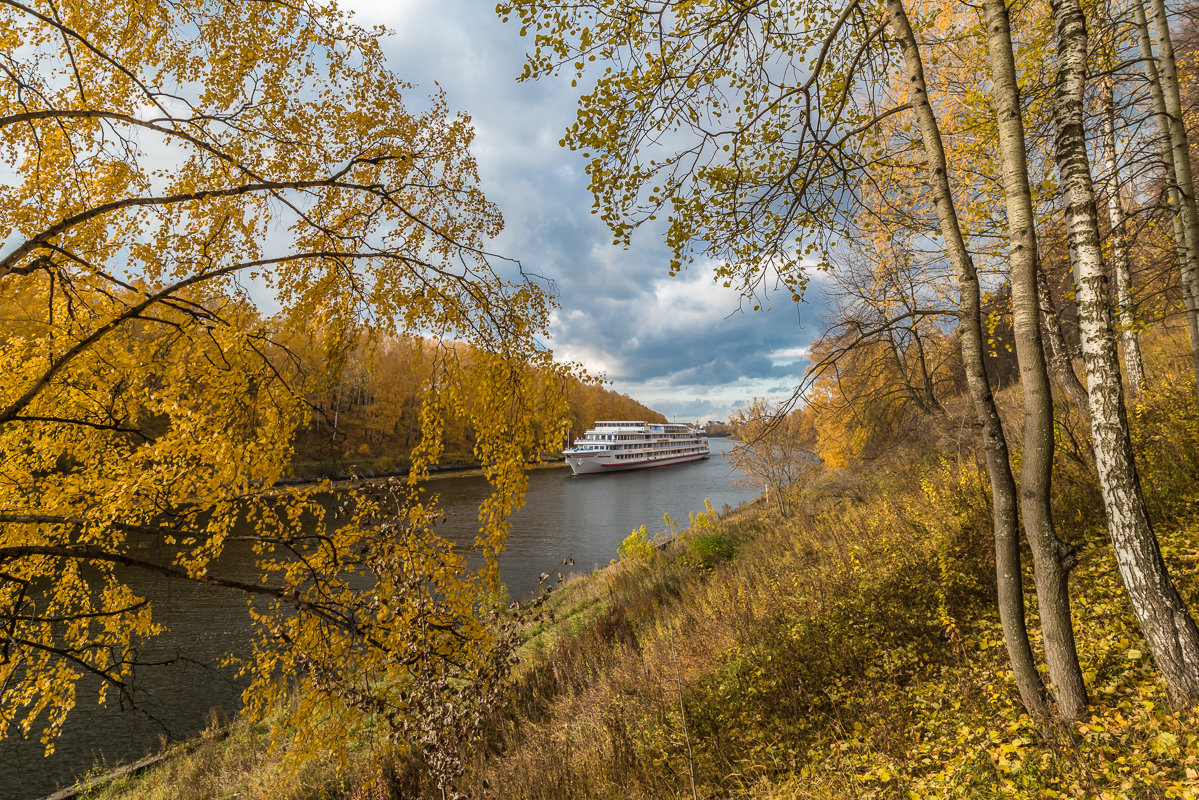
xmin=616 ymin=525 xmax=657 ymax=566
xmin=682 ymin=531 xmax=739 ymax=571
xmin=1131 ymin=371 xmax=1199 ymax=521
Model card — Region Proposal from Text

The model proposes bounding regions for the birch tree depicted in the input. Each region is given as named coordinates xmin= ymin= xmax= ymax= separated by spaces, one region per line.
xmin=500 ymin=0 xmax=1069 ymax=719
xmin=981 ymin=0 xmax=1089 ymax=720
xmin=1133 ymin=0 xmax=1199 ymax=390
xmin=1049 ymin=0 xmax=1199 ymax=707
xmin=882 ymin=0 xmax=1048 ymax=720
xmin=1099 ymin=71 xmax=1147 ymax=397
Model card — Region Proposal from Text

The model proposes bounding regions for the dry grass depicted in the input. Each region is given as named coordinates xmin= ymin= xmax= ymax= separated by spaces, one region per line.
xmin=426 ymin=345 xmax=1199 ymax=799
xmin=446 ymin=463 xmax=983 ymax=800
xmin=87 ymin=699 xmax=389 ymax=800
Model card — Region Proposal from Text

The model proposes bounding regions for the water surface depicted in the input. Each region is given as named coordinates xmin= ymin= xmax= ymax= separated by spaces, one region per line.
xmin=1 ymin=438 xmax=755 ymax=799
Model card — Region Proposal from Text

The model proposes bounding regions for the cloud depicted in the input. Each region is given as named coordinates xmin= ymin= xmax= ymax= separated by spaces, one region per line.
xmin=340 ymin=0 xmax=829 ymax=422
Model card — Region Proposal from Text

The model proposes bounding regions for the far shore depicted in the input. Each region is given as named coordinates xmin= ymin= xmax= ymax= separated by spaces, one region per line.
xmin=274 ymin=457 xmax=571 ymax=492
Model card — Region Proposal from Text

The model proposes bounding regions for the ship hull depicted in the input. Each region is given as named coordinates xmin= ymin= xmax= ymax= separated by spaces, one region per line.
xmin=565 ymin=450 xmax=709 ymax=475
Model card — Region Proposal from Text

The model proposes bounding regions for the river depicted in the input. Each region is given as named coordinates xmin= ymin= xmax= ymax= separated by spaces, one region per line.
xmin=1 ymin=438 xmax=756 ymax=800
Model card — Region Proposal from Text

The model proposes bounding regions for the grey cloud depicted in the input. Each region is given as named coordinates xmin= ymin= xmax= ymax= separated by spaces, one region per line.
xmin=357 ymin=0 xmax=825 ymax=414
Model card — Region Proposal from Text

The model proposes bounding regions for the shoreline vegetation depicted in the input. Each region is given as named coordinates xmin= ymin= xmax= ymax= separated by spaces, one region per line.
xmin=55 ymin=335 xmax=1199 ymax=799
xmin=285 ymin=335 xmax=669 ymax=486
xmin=281 ymin=433 xmax=732 ymax=489
xmin=275 ymin=457 xmax=570 ymax=490
xmin=39 ymin=497 xmax=756 ymax=800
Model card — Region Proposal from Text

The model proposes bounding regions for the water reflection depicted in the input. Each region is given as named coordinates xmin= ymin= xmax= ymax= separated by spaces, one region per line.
xmin=432 ymin=438 xmax=756 ymax=596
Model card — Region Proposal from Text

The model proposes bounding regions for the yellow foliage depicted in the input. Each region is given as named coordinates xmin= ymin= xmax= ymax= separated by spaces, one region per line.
xmin=616 ymin=525 xmax=657 ymax=566
xmin=728 ymin=398 xmax=819 ymax=515
xmin=0 ymin=0 xmax=572 ymax=769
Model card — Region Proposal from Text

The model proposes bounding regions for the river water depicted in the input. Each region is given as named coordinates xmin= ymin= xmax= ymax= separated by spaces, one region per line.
xmin=1 ymin=438 xmax=756 ymax=800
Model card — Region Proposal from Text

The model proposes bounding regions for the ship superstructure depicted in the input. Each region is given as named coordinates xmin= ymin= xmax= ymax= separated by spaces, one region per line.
xmin=563 ymin=421 xmax=709 ymax=475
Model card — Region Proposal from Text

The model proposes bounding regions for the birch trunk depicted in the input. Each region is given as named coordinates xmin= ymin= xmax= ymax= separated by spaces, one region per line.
xmin=885 ymin=0 xmax=1048 ymax=720
xmin=1140 ymin=0 xmax=1199 ymax=392
xmin=331 ymin=380 xmax=343 ymax=445
xmin=1099 ymin=73 xmax=1146 ymax=396
xmin=982 ymin=0 xmax=1088 ymax=721
xmin=1131 ymin=0 xmax=1191 ymax=291
xmin=1036 ymin=264 xmax=1091 ymax=415
xmin=1051 ymin=0 xmax=1199 ymax=707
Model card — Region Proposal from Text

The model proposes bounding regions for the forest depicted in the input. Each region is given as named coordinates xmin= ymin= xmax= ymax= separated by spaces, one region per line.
xmin=5 ymin=0 xmax=1199 ymax=797
xmin=286 ymin=330 xmax=664 ymax=478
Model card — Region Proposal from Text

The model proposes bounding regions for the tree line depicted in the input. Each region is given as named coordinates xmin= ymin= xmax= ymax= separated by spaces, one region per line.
xmin=289 ymin=326 xmax=665 ymax=475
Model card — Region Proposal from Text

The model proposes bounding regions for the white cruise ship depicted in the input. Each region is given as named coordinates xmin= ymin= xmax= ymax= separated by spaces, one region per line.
xmin=563 ymin=421 xmax=710 ymax=475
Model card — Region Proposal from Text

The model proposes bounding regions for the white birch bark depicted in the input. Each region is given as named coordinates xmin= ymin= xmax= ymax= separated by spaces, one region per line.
xmin=1099 ymin=72 xmax=1146 ymax=396
xmin=982 ymin=0 xmax=1088 ymax=721
xmin=1139 ymin=0 xmax=1199 ymax=392
xmin=1052 ymin=0 xmax=1199 ymax=707
xmin=1131 ymin=0 xmax=1190 ymax=287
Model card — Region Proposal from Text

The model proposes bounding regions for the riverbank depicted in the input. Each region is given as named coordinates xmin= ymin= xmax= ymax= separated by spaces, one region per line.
xmin=48 ymin=374 xmax=1199 ymax=799
xmin=49 ymin=496 xmax=763 ymax=800
xmin=438 ymin=378 xmax=1199 ymax=798
xmin=77 ymin=432 xmax=1199 ymax=799
xmin=276 ymin=456 xmax=568 ymax=489
xmin=21 ymin=444 xmax=754 ymax=800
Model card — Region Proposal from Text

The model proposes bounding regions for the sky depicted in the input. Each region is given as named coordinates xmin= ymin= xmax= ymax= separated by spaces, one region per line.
xmin=342 ymin=0 xmax=827 ymax=423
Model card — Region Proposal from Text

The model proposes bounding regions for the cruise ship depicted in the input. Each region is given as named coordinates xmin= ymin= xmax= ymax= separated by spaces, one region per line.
xmin=563 ymin=421 xmax=710 ymax=475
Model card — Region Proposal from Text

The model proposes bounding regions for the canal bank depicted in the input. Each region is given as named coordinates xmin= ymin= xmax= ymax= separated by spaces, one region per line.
xmin=5 ymin=439 xmax=757 ymax=800
xmin=37 ymin=493 xmax=771 ymax=800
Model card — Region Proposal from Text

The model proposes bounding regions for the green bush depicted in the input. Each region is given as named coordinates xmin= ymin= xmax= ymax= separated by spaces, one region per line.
xmin=682 ymin=531 xmax=739 ymax=571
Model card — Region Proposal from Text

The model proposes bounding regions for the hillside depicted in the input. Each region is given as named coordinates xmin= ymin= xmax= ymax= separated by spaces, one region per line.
xmin=85 ymin=336 xmax=1199 ymax=800
xmin=429 ymin=341 xmax=1199 ymax=799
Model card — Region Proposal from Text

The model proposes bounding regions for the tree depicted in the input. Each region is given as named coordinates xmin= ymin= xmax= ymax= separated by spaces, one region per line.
xmin=1096 ymin=2 xmax=1146 ymax=397
xmin=727 ymin=399 xmax=819 ymax=516
xmin=824 ymin=226 xmax=955 ymax=419
xmin=500 ymin=0 xmax=1066 ymax=719
xmin=1141 ymin=0 xmax=1199 ymax=392
xmin=0 ymin=0 xmax=570 ymax=769
xmin=501 ymin=0 xmax=891 ymax=299
xmin=981 ymin=0 xmax=1089 ymax=720
xmin=501 ymin=0 xmax=1199 ymax=722
xmin=500 ymin=0 xmax=1073 ymax=721
xmin=1048 ymin=0 xmax=1199 ymax=706
xmin=882 ymin=0 xmax=1048 ymax=720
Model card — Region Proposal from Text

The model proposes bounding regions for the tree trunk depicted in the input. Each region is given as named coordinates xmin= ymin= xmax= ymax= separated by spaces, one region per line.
xmin=1131 ymin=0 xmax=1192 ymax=313
xmin=982 ymin=0 xmax=1088 ymax=721
xmin=331 ymin=380 xmax=343 ymax=445
xmin=1099 ymin=72 xmax=1146 ymax=397
xmin=911 ymin=326 xmax=944 ymax=414
xmin=1140 ymin=0 xmax=1199 ymax=393
xmin=405 ymin=395 xmax=415 ymax=446
xmin=1036 ymin=264 xmax=1091 ymax=415
xmin=885 ymin=0 xmax=1048 ymax=720
xmin=1051 ymin=0 xmax=1199 ymax=708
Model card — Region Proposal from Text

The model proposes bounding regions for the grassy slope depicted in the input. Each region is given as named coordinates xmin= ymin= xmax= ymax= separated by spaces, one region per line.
xmin=448 ymin=360 xmax=1199 ymax=799
xmin=96 ymin=351 xmax=1199 ymax=799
